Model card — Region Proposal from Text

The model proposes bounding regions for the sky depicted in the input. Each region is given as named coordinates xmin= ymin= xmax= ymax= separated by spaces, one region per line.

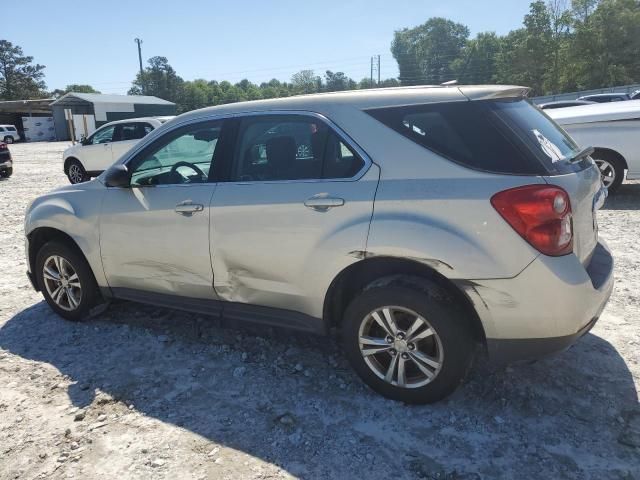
xmin=7 ymin=0 xmax=533 ymax=95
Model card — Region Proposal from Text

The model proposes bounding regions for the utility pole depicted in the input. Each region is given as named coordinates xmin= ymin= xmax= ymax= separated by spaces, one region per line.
xmin=370 ymin=56 xmax=374 ymax=87
xmin=134 ymin=38 xmax=144 ymax=94
xmin=370 ymin=55 xmax=381 ymax=87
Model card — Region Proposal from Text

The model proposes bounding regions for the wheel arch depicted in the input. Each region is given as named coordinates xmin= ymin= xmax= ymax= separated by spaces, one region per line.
xmin=592 ymin=147 xmax=628 ymax=170
xmin=28 ymin=227 xmax=85 ymax=277
xmin=323 ymin=256 xmax=487 ymax=346
xmin=64 ymin=156 xmax=83 ymax=173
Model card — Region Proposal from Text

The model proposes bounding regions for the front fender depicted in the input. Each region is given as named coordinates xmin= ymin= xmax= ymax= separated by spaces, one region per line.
xmin=25 ymin=186 xmax=107 ymax=287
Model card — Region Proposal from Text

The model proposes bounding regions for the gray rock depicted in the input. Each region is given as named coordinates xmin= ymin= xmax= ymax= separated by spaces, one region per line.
xmin=74 ymin=411 xmax=85 ymax=421
xmin=233 ymin=366 xmax=247 ymax=378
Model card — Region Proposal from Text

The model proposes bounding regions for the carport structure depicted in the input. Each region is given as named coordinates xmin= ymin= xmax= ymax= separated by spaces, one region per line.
xmin=50 ymin=93 xmax=176 ymax=141
xmin=0 ymin=99 xmax=55 ymax=141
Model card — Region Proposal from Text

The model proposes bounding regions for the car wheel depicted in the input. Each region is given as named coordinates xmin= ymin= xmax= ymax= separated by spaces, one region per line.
xmin=342 ymin=276 xmax=475 ymax=404
xmin=0 ymin=168 xmax=12 ymax=178
xmin=3 ymin=136 xmax=13 ymax=144
xmin=593 ymin=153 xmax=624 ymax=194
xmin=66 ymin=159 xmax=89 ymax=184
xmin=35 ymin=241 xmax=100 ymax=321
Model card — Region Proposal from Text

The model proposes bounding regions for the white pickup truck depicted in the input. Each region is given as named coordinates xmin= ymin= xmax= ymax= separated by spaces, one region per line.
xmin=547 ymin=100 xmax=640 ymax=193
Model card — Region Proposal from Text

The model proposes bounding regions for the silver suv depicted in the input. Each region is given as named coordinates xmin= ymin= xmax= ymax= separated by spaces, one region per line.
xmin=24 ymin=86 xmax=614 ymax=403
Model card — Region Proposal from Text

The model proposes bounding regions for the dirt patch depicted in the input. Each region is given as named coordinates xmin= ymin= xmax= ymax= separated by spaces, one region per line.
xmin=1 ymin=142 xmax=638 ymax=479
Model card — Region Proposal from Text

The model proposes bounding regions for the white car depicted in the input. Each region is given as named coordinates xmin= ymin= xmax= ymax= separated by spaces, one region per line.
xmin=547 ymin=100 xmax=640 ymax=192
xmin=0 ymin=124 xmax=20 ymax=143
xmin=63 ymin=116 xmax=173 ymax=184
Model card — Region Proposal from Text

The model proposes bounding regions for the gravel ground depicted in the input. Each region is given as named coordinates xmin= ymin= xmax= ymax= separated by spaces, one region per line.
xmin=1 ymin=142 xmax=639 ymax=480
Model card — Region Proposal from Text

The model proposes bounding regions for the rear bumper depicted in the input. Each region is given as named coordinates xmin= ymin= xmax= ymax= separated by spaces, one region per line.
xmin=461 ymin=240 xmax=614 ymax=363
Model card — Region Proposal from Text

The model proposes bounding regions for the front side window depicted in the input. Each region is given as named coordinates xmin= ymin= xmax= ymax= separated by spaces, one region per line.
xmin=0 ymin=127 xmax=5 ymax=132
xmin=233 ymin=115 xmax=365 ymax=181
xmin=128 ymin=121 xmax=222 ymax=186
xmin=88 ymin=126 xmax=115 ymax=145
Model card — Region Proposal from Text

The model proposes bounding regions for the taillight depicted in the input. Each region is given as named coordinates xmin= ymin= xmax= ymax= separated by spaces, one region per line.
xmin=0 ymin=143 xmax=6 ymax=150
xmin=491 ymin=185 xmax=573 ymax=256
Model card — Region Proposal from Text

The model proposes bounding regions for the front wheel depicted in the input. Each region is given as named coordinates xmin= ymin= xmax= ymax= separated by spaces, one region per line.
xmin=66 ymin=159 xmax=89 ymax=184
xmin=3 ymin=136 xmax=14 ymax=144
xmin=342 ymin=277 xmax=475 ymax=404
xmin=35 ymin=241 xmax=100 ymax=321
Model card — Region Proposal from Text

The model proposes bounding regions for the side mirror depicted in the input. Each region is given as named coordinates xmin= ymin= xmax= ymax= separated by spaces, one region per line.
xmin=104 ymin=164 xmax=131 ymax=188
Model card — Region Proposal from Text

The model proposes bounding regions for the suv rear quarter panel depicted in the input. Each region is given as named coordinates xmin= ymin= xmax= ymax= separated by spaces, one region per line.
xmin=325 ymin=105 xmax=544 ymax=280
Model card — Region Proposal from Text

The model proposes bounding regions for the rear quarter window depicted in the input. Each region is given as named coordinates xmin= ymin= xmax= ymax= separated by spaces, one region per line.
xmin=366 ymin=99 xmax=588 ymax=175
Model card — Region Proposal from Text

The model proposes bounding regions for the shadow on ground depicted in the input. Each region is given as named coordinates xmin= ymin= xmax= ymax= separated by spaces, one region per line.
xmin=603 ymin=182 xmax=640 ymax=210
xmin=1 ymin=301 xmax=638 ymax=478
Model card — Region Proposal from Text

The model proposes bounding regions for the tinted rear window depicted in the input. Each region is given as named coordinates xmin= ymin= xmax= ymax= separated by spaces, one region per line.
xmin=366 ymin=99 xmax=587 ymax=175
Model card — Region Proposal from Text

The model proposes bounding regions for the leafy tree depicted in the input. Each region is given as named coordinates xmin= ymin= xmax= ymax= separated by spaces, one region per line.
xmin=51 ymin=84 xmax=100 ymax=98
xmin=453 ymin=32 xmax=501 ymax=84
xmin=392 ymin=18 xmax=469 ymax=85
xmin=0 ymin=40 xmax=47 ymax=100
xmin=291 ymin=69 xmax=320 ymax=94
xmin=324 ymin=71 xmax=356 ymax=91
xmin=128 ymin=56 xmax=184 ymax=103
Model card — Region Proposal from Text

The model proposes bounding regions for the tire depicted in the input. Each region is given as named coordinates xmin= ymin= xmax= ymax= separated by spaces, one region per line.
xmin=66 ymin=159 xmax=89 ymax=184
xmin=342 ymin=276 xmax=475 ymax=404
xmin=4 ymin=136 xmax=13 ymax=144
xmin=35 ymin=240 xmax=100 ymax=321
xmin=593 ymin=152 xmax=624 ymax=194
xmin=0 ymin=167 xmax=12 ymax=178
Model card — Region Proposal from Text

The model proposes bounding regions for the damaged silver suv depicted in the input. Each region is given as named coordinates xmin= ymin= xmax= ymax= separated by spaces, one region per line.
xmin=24 ymin=85 xmax=613 ymax=403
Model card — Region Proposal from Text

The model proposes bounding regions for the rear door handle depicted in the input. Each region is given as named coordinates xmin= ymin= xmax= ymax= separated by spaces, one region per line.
xmin=304 ymin=196 xmax=345 ymax=211
xmin=175 ymin=201 xmax=204 ymax=216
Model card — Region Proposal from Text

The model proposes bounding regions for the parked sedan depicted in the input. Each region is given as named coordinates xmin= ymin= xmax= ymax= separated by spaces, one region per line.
xmin=577 ymin=93 xmax=631 ymax=103
xmin=63 ymin=116 xmax=173 ymax=184
xmin=547 ymin=100 xmax=640 ymax=192
xmin=0 ymin=124 xmax=20 ymax=143
xmin=539 ymin=100 xmax=595 ymax=110
xmin=25 ymin=85 xmax=612 ymax=404
xmin=0 ymin=142 xmax=12 ymax=177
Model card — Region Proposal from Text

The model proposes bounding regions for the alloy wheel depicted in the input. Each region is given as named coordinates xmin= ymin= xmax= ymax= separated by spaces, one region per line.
xmin=43 ymin=255 xmax=82 ymax=311
xmin=68 ymin=164 xmax=84 ymax=184
xmin=594 ymin=158 xmax=615 ymax=188
xmin=358 ymin=306 xmax=444 ymax=388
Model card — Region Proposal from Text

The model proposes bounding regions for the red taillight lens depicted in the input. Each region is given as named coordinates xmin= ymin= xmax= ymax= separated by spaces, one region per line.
xmin=491 ymin=185 xmax=573 ymax=256
xmin=0 ymin=143 xmax=7 ymax=150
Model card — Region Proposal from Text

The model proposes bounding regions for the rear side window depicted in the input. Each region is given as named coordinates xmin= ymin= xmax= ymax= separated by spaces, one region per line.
xmin=232 ymin=115 xmax=365 ymax=181
xmin=7 ymin=126 xmax=16 ymax=131
xmin=114 ymin=123 xmax=151 ymax=142
xmin=366 ymin=99 xmax=584 ymax=175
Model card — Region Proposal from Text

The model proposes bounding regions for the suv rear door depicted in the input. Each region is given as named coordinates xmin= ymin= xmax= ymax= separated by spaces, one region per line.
xmin=208 ymin=113 xmax=379 ymax=315
xmin=111 ymin=122 xmax=153 ymax=161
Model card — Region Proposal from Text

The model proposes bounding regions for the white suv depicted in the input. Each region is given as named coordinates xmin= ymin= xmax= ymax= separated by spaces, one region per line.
xmin=0 ymin=125 xmax=20 ymax=143
xmin=63 ymin=117 xmax=173 ymax=184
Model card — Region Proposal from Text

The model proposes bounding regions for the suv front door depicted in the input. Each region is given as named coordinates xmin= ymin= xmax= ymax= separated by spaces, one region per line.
xmin=209 ymin=114 xmax=379 ymax=317
xmin=99 ymin=119 xmax=228 ymax=299
xmin=82 ymin=125 xmax=116 ymax=172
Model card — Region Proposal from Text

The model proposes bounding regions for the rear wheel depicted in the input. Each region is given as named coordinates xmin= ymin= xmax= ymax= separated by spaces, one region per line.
xmin=593 ymin=152 xmax=624 ymax=193
xmin=342 ymin=277 xmax=475 ymax=404
xmin=0 ymin=167 xmax=12 ymax=178
xmin=35 ymin=241 xmax=100 ymax=321
xmin=3 ymin=136 xmax=13 ymax=144
xmin=66 ymin=159 xmax=89 ymax=184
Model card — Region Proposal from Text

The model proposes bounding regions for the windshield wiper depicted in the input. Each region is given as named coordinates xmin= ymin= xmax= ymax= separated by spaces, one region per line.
xmin=569 ymin=145 xmax=594 ymax=163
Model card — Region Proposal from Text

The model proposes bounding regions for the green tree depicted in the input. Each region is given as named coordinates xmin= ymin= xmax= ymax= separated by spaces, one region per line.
xmin=0 ymin=40 xmax=47 ymax=100
xmin=51 ymin=84 xmax=100 ymax=98
xmin=453 ymin=32 xmax=501 ymax=84
xmin=392 ymin=18 xmax=469 ymax=85
xmin=291 ymin=69 xmax=321 ymax=94
xmin=324 ymin=71 xmax=356 ymax=91
xmin=128 ymin=56 xmax=184 ymax=103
